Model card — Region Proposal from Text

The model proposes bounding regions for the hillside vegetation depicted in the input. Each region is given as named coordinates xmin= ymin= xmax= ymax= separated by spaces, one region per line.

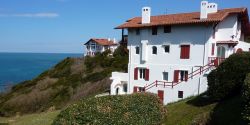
xmin=53 ymin=93 xmax=166 ymax=125
xmin=0 ymin=46 xmax=128 ymax=116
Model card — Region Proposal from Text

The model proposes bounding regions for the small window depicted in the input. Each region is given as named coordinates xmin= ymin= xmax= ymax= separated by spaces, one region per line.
xmin=163 ymin=72 xmax=168 ymax=81
xmin=152 ymin=26 xmax=158 ymax=35
xmin=138 ymin=87 xmax=145 ymax=92
xmin=178 ymin=91 xmax=183 ymax=98
xmin=136 ymin=28 xmax=140 ymax=35
xmin=152 ymin=46 xmax=157 ymax=54
xmin=135 ymin=46 xmax=140 ymax=54
xmin=164 ymin=26 xmax=171 ymax=33
xmin=164 ymin=45 xmax=170 ymax=53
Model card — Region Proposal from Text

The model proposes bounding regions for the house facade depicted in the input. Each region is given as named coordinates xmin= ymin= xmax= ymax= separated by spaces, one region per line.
xmin=110 ymin=1 xmax=250 ymax=104
xmin=84 ymin=38 xmax=118 ymax=56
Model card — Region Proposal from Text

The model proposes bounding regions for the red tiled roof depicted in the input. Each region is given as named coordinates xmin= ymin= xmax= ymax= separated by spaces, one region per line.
xmin=84 ymin=38 xmax=118 ymax=46
xmin=116 ymin=8 xmax=248 ymax=29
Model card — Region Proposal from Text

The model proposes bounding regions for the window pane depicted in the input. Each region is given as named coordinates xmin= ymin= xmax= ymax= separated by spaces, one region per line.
xmin=152 ymin=46 xmax=157 ymax=54
xmin=136 ymin=47 xmax=139 ymax=54
xmin=143 ymin=69 xmax=146 ymax=79
xmin=164 ymin=26 xmax=171 ymax=33
xmin=164 ymin=46 xmax=170 ymax=53
xmin=152 ymin=26 xmax=158 ymax=35
xmin=136 ymin=28 xmax=140 ymax=35
xmin=163 ymin=72 xmax=168 ymax=81
xmin=178 ymin=91 xmax=183 ymax=98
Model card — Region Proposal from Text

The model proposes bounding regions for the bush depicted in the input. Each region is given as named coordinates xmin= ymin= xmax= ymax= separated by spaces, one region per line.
xmin=52 ymin=93 xmax=166 ymax=125
xmin=207 ymin=52 xmax=250 ymax=101
xmin=242 ymin=73 xmax=250 ymax=123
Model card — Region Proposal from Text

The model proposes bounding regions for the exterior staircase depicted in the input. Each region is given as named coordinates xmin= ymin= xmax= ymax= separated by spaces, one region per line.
xmin=144 ymin=57 xmax=224 ymax=91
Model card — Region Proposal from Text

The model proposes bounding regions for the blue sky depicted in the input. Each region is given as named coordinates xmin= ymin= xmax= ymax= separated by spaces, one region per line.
xmin=0 ymin=0 xmax=249 ymax=53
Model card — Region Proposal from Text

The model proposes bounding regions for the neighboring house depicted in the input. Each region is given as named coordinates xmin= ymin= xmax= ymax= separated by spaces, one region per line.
xmin=110 ymin=1 xmax=250 ymax=105
xmin=84 ymin=38 xmax=119 ymax=56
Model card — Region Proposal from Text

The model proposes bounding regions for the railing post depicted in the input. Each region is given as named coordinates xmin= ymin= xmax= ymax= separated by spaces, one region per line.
xmin=172 ymin=81 xmax=173 ymax=88
xmin=156 ymin=80 xmax=158 ymax=87
xmin=164 ymin=82 xmax=165 ymax=88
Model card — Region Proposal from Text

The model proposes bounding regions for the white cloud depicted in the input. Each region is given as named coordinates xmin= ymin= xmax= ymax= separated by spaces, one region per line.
xmin=0 ymin=13 xmax=59 ymax=18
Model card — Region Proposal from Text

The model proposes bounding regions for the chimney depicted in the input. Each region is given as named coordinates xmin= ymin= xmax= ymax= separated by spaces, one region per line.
xmin=200 ymin=1 xmax=218 ymax=20
xmin=113 ymin=38 xmax=116 ymax=43
xmin=142 ymin=7 xmax=151 ymax=24
xmin=200 ymin=1 xmax=208 ymax=19
xmin=108 ymin=38 xmax=111 ymax=41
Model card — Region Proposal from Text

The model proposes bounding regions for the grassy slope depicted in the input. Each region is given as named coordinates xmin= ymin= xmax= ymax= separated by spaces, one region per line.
xmin=0 ymin=111 xmax=60 ymax=125
xmin=164 ymin=95 xmax=245 ymax=125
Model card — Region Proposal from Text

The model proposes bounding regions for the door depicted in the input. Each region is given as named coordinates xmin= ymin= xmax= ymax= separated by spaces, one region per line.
xmin=217 ymin=46 xmax=226 ymax=65
xmin=217 ymin=46 xmax=226 ymax=58
xmin=158 ymin=90 xmax=164 ymax=103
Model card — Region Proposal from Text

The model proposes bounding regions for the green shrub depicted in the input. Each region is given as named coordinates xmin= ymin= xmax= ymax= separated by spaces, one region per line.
xmin=207 ymin=52 xmax=250 ymax=101
xmin=52 ymin=93 xmax=166 ymax=125
xmin=242 ymin=73 xmax=250 ymax=123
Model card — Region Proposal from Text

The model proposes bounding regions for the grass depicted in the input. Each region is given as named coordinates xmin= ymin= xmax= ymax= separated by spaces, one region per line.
xmin=164 ymin=96 xmax=216 ymax=125
xmin=0 ymin=110 xmax=60 ymax=125
xmin=164 ymin=94 xmax=246 ymax=125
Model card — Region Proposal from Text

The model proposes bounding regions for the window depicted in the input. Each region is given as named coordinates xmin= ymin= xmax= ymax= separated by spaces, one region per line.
xmin=163 ymin=72 xmax=168 ymax=81
xmin=180 ymin=45 xmax=190 ymax=59
xmin=91 ymin=43 xmax=96 ymax=50
xmin=123 ymin=84 xmax=127 ymax=92
xmin=136 ymin=28 xmax=140 ymax=35
xmin=164 ymin=26 xmax=171 ymax=33
xmin=138 ymin=87 xmax=145 ymax=92
xmin=178 ymin=91 xmax=183 ymax=98
xmin=86 ymin=45 xmax=90 ymax=49
xmin=180 ymin=70 xmax=188 ymax=81
xmin=139 ymin=68 xmax=146 ymax=79
xmin=152 ymin=26 xmax=158 ymax=35
xmin=135 ymin=46 xmax=140 ymax=54
xmin=164 ymin=45 xmax=170 ymax=53
xmin=152 ymin=46 xmax=157 ymax=54
xmin=135 ymin=68 xmax=149 ymax=81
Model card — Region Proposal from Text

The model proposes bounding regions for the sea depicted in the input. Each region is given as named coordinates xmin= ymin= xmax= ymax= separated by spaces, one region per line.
xmin=0 ymin=52 xmax=82 ymax=92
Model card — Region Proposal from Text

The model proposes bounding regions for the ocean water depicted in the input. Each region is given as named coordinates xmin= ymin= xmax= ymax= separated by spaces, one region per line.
xmin=0 ymin=53 xmax=82 ymax=92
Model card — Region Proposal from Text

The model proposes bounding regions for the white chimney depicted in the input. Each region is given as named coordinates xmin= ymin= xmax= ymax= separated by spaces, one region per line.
xmin=108 ymin=38 xmax=111 ymax=41
xmin=200 ymin=1 xmax=218 ymax=20
xmin=113 ymin=38 xmax=116 ymax=43
xmin=142 ymin=7 xmax=151 ymax=24
xmin=200 ymin=1 xmax=208 ymax=19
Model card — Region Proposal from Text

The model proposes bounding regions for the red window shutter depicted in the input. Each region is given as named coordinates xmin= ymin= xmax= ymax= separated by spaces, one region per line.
xmin=145 ymin=69 xmax=149 ymax=81
xmin=185 ymin=71 xmax=188 ymax=81
xmin=211 ymin=43 xmax=215 ymax=56
xmin=186 ymin=45 xmax=190 ymax=59
xmin=180 ymin=46 xmax=185 ymax=59
xmin=133 ymin=86 xmax=137 ymax=93
xmin=134 ymin=68 xmax=138 ymax=80
xmin=180 ymin=45 xmax=190 ymax=59
xmin=174 ymin=70 xmax=179 ymax=83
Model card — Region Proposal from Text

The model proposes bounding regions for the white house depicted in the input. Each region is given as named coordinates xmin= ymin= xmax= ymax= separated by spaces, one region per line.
xmin=110 ymin=1 xmax=250 ymax=105
xmin=84 ymin=38 xmax=119 ymax=56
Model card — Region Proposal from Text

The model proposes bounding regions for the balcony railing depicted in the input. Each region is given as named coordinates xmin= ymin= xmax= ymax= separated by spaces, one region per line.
xmin=208 ymin=57 xmax=225 ymax=67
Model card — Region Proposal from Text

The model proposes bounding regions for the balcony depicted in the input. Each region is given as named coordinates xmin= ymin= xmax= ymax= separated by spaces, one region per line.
xmin=208 ymin=57 xmax=225 ymax=67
